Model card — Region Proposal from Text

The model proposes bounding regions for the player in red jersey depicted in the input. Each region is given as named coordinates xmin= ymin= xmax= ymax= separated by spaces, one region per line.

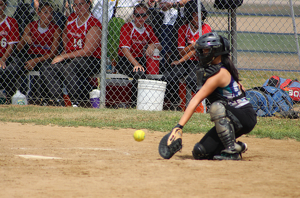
xmin=42 ymin=0 xmax=102 ymax=105
xmin=116 ymin=3 xmax=162 ymax=108
xmin=0 ymin=0 xmax=19 ymax=70
xmin=0 ymin=0 xmax=20 ymax=101
xmin=162 ymin=0 xmax=212 ymax=110
xmin=1 ymin=2 xmax=61 ymax=100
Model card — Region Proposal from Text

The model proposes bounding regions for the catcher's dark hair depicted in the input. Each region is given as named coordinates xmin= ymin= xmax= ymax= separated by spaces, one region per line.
xmin=218 ymin=35 xmax=240 ymax=82
xmin=221 ymin=54 xmax=240 ymax=83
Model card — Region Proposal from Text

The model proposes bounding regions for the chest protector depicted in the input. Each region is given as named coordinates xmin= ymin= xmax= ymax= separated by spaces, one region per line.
xmin=196 ymin=64 xmax=222 ymax=89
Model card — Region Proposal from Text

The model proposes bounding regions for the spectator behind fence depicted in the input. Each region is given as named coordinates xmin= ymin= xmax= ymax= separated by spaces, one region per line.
xmin=116 ymin=3 xmax=162 ymax=108
xmin=91 ymin=0 xmax=116 ymax=23
xmin=42 ymin=0 xmax=102 ymax=106
xmin=162 ymin=0 xmax=211 ymax=110
xmin=0 ymin=0 xmax=19 ymax=70
xmin=0 ymin=0 xmax=20 ymax=99
xmin=115 ymin=0 xmax=140 ymax=22
xmin=148 ymin=0 xmax=189 ymax=70
xmin=1 ymin=2 xmax=61 ymax=102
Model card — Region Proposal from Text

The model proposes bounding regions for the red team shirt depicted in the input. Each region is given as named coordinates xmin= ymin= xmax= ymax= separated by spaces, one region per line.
xmin=118 ymin=22 xmax=160 ymax=58
xmin=65 ymin=13 xmax=102 ymax=59
xmin=0 ymin=16 xmax=19 ymax=57
xmin=27 ymin=20 xmax=60 ymax=55
xmin=178 ymin=23 xmax=211 ymax=60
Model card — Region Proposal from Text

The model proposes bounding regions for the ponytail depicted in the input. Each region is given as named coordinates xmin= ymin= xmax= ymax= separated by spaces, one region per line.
xmin=221 ymin=54 xmax=240 ymax=82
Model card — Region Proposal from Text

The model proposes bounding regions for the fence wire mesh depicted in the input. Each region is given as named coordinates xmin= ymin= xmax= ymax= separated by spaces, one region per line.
xmin=0 ymin=0 xmax=299 ymax=116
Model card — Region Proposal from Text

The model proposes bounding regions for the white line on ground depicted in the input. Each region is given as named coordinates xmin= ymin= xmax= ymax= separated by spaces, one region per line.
xmin=17 ymin=155 xmax=62 ymax=159
xmin=12 ymin=147 xmax=131 ymax=156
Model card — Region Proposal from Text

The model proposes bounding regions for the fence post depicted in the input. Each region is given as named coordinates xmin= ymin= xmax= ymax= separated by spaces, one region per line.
xmin=289 ymin=0 xmax=300 ymax=65
xmin=99 ymin=0 xmax=109 ymax=108
xmin=230 ymin=8 xmax=237 ymax=67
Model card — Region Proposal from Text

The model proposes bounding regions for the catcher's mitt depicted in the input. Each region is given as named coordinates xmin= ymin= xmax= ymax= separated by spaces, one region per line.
xmin=158 ymin=126 xmax=183 ymax=159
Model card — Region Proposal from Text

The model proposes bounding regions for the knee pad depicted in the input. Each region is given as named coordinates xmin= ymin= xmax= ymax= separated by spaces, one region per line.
xmin=210 ymin=101 xmax=243 ymax=132
xmin=210 ymin=101 xmax=227 ymax=121
xmin=192 ymin=142 xmax=208 ymax=160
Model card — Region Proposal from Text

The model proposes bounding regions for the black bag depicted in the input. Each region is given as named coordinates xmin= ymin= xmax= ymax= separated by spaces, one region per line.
xmin=214 ymin=0 xmax=243 ymax=10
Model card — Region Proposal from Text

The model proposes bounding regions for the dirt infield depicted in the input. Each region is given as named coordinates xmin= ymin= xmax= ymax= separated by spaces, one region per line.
xmin=1 ymin=122 xmax=300 ymax=198
xmin=209 ymin=16 xmax=300 ymax=34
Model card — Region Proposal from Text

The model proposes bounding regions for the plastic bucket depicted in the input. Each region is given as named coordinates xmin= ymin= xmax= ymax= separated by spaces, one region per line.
xmin=137 ymin=79 xmax=167 ymax=111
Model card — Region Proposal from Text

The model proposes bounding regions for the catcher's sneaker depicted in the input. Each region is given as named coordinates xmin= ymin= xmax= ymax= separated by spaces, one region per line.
xmin=236 ymin=141 xmax=248 ymax=153
xmin=213 ymin=153 xmax=241 ymax=160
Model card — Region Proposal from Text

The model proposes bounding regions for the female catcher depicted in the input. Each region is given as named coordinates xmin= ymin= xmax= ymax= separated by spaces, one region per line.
xmin=159 ymin=32 xmax=257 ymax=160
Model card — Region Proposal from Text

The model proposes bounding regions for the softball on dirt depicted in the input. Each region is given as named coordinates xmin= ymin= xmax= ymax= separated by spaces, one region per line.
xmin=133 ymin=130 xmax=145 ymax=142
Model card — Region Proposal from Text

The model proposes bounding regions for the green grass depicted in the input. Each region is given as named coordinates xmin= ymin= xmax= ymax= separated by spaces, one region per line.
xmin=237 ymin=33 xmax=299 ymax=52
xmin=0 ymin=105 xmax=299 ymax=141
xmin=217 ymin=31 xmax=300 ymax=53
xmin=239 ymin=70 xmax=300 ymax=89
xmin=237 ymin=4 xmax=300 ymax=16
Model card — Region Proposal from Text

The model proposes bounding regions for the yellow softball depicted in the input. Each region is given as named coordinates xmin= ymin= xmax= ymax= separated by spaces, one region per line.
xmin=133 ymin=130 xmax=145 ymax=142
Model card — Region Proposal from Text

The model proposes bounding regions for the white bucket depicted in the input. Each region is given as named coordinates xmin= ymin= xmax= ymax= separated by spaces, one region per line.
xmin=137 ymin=79 xmax=167 ymax=111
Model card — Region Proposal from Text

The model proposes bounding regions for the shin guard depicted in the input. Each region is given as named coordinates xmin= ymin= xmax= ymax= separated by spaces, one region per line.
xmin=210 ymin=101 xmax=236 ymax=154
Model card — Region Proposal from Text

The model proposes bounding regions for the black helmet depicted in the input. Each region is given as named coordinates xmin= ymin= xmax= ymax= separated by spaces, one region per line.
xmin=184 ymin=0 xmax=208 ymax=22
xmin=195 ymin=32 xmax=230 ymax=66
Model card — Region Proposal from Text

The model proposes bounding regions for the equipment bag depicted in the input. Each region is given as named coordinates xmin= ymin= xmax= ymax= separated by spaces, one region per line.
xmin=263 ymin=75 xmax=300 ymax=102
xmin=245 ymin=86 xmax=293 ymax=117
xmin=214 ymin=0 xmax=243 ymax=10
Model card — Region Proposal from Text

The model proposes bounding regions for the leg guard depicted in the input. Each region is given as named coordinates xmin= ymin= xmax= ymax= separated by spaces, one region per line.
xmin=210 ymin=101 xmax=236 ymax=154
xmin=192 ymin=142 xmax=208 ymax=160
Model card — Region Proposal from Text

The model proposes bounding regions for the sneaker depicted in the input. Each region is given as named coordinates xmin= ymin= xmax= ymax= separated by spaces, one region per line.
xmin=213 ymin=153 xmax=241 ymax=160
xmin=236 ymin=141 xmax=248 ymax=153
xmin=72 ymin=101 xmax=79 ymax=107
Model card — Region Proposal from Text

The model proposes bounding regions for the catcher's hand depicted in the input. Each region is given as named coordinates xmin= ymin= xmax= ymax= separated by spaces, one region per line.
xmin=158 ymin=125 xmax=183 ymax=159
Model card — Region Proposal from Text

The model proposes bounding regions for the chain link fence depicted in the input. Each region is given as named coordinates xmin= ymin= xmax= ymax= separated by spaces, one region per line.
xmin=0 ymin=0 xmax=299 ymax=114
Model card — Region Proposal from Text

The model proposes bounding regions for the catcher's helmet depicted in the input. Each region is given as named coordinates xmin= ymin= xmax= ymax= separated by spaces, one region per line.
xmin=184 ymin=0 xmax=208 ymax=22
xmin=195 ymin=32 xmax=230 ymax=66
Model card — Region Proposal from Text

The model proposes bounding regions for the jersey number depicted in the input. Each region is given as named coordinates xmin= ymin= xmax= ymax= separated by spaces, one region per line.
xmin=73 ymin=38 xmax=83 ymax=48
xmin=1 ymin=38 xmax=7 ymax=48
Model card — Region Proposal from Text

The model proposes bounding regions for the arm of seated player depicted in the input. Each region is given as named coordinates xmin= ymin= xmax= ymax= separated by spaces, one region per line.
xmin=0 ymin=44 xmax=15 ymax=69
xmin=16 ymin=24 xmax=32 ymax=52
xmin=121 ymin=47 xmax=144 ymax=72
xmin=52 ymin=26 xmax=101 ymax=64
xmin=171 ymin=50 xmax=196 ymax=66
xmin=25 ymin=27 xmax=62 ymax=70
xmin=178 ymin=42 xmax=195 ymax=58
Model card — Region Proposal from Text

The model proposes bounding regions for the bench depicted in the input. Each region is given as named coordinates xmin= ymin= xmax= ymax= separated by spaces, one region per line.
xmin=26 ymin=71 xmax=198 ymax=110
xmin=26 ymin=72 xmax=163 ymax=97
